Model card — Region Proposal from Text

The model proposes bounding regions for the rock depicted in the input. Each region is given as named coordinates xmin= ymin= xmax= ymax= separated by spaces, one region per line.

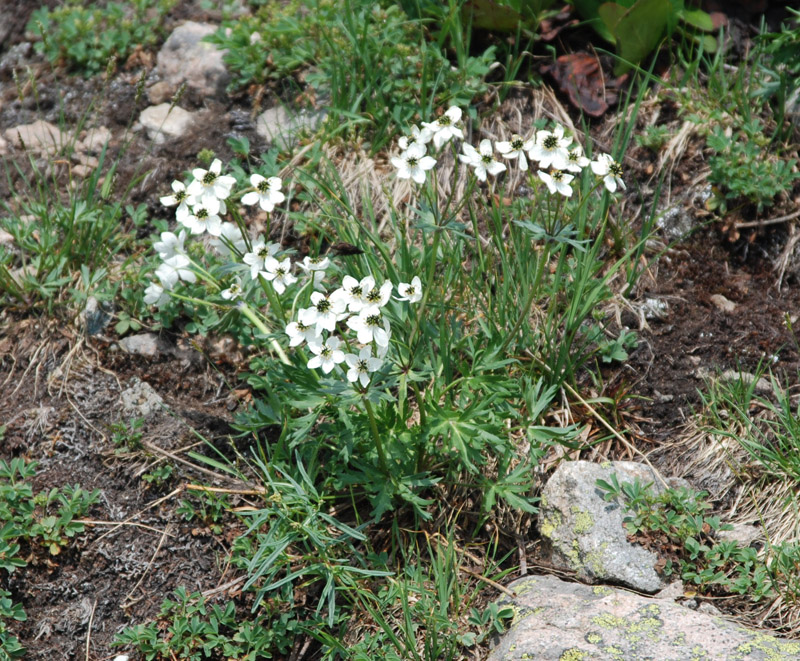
xmin=642 ymin=297 xmax=668 ymax=320
xmin=147 ymin=81 xmax=174 ymax=105
xmin=156 ymin=22 xmax=229 ymax=99
xmin=718 ymin=370 xmax=773 ymax=395
xmin=4 ymin=120 xmax=64 ymax=154
xmin=83 ymin=296 xmax=113 ymax=336
xmin=119 ymin=332 xmax=169 ymax=358
xmin=119 ymin=378 xmax=164 ymax=418
xmin=717 ymin=522 xmax=763 ymax=548
xmin=710 ymin=293 xmax=737 ymax=313
xmin=657 ymin=204 xmax=693 ymax=240
xmin=255 ymin=104 xmax=326 ymax=148
xmin=539 ymin=460 xmax=685 ymax=593
xmin=0 ymin=134 xmax=7 ymax=155
xmin=138 ymin=104 xmax=196 ymax=144
xmin=487 ymin=574 xmax=800 ymax=660
xmin=0 ymin=229 xmax=13 ymax=245
xmin=78 ymin=126 xmax=112 ymax=154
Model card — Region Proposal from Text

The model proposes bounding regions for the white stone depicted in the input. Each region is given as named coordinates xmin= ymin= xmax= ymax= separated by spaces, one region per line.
xmin=156 ymin=22 xmax=229 ymax=98
xmin=78 ymin=126 xmax=112 ymax=154
xmin=4 ymin=120 xmax=64 ymax=154
xmin=120 ymin=378 xmax=164 ymax=418
xmin=139 ymin=104 xmax=195 ymax=144
xmin=256 ymin=105 xmax=325 ymax=147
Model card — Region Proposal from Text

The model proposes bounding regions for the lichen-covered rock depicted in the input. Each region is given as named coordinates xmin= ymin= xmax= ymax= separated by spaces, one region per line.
xmin=539 ymin=460 xmax=685 ymax=593
xmin=488 ymin=574 xmax=800 ymax=660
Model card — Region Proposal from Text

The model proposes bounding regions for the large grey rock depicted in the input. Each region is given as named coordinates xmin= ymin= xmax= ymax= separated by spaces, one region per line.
xmin=119 ymin=332 xmax=169 ymax=358
xmin=156 ymin=22 xmax=229 ymax=98
xmin=138 ymin=104 xmax=196 ymax=144
xmin=488 ymin=574 xmax=800 ymax=660
xmin=539 ymin=460 xmax=684 ymax=593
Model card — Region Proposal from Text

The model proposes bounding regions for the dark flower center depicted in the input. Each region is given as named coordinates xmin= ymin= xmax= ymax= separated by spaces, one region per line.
xmin=316 ymin=299 xmax=331 ymax=313
xmin=366 ymin=288 xmax=381 ymax=303
xmin=543 ymin=136 xmax=558 ymax=150
xmin=610 ymin=163 xmax=623 ymax=177
xmin=407 ymin=157 xmax=419 ymax=168
xmin=257 ymin=246 xmax=270 ymax=258
xmin=202 ymin=172 xmax=217 ymax=185
xmin=366 ymin=314 xmax=381 ymax=328
xmin=257 ymin=180 xmax=270 ymax=193
xmin=511 ymin=138 xmax=524 ymax=150
xmin=439 ymin=116 xmax=451 ymax=127
xmin=357 ymin=359 xmax=368 ymax=371
xmin=175 ymin=190 xmax=187 ymax=203
xmin=196 ymin=208 xmax=209 ymax=219
xmin=481 ymin=154 xmax=493 ymax=164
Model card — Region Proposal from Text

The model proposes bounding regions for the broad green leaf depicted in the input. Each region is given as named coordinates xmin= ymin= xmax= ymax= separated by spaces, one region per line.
xmin=599 ymin=0 xmax=672 ymax=73
xmin=682 ymin=8 xmax=714 ymax=31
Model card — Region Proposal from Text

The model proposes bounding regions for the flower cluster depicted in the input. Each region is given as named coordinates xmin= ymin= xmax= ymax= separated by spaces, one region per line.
xmin=148 ymin=160 xmax=292 ymax=306
xmin=391 ymin=107 xmax=626 ymax=195
xmin=287 ymin=273 xmax=422 ymax=386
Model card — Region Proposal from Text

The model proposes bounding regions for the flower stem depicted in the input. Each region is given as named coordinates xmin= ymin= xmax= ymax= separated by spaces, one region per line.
xmin=236 ymin=301 xmax=291 ymax=365
xmin=363 ymin=397 xmax=390 ymax=476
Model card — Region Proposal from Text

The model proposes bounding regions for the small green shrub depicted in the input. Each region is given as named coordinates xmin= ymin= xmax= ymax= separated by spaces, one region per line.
xmin=28 ymin=0 xmax=177 ymax=76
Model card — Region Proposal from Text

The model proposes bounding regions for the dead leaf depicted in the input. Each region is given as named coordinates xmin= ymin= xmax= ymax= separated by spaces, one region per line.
xmin=541 ymin=53 xmax=627 ymax=117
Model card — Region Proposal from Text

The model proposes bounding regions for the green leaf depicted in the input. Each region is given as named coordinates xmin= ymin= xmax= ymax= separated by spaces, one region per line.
xmin=599 ymin=0 xmax=672 ymax=73
xmin=681 ymin=8 xmax=714 ymax=31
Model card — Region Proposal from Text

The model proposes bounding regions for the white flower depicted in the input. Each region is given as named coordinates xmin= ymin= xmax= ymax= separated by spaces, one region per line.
xmin=396 ymin=276 xmax=422 ymax=303
xmin=297 ymin=255 xmax=330 ymax=290
xmin=155 ymin=254 xmax=196 ymax=289
xmin=300 ymin=291 xmax=347 ymax=334
xmin=307 ymin=336 xmax=346 ymax=374
xmin=221 ymin=278 xmax=243 ymax=300
xmin=180 ymin=202 xmax=223 ymax=236
xmin=459 ymin=139 xmax=507 ymax=182
xmin=361 ymin=278 xmax=393 ymax=314
xmin=186 ymin=158 xmax=236 ymax=208
xmin=159 ymin=180 xmax=193 ymax=222
xmin=565 ymin=145 xmax=590 ymax=173
xmin=346 ymin=309 xmax=391 ymax=347
xmin=210 ymin=222 xmax=248 ymax=257
xmin=495 ymin=134 xmax=535 ymax=171
xmin=345 ymin=346 xmax=383 ymax=387
xmin=528 ymin=125 xmax=572 ymax=170
xmin=333 ymin=275 xmax=372 ymax=313
xmin=153 ymin=229 xmax=186 ymax=260
xmin=242 ymin=237 xmax=280 ymax=280
xmin=591 ymin=153 xmax=626 ymax=193
xmin=538 ymin=169 xmax=574 ymax=197
xmin=285 ymin=319 xmax=322 ymax=348
xmin=259 ymin=257 xmax=297 ymax=294
xmin=398 ymin=124 xmax=432 ymax=151
xmin=391 ymin=143 xmax=437 ymax=184
xmin=144 ymin=281 xmax=169 ymax=306
xmin=241 ymin=174 xmax=285 ymax=212
xmin=422 ymin=106 xmax=463 ymax=149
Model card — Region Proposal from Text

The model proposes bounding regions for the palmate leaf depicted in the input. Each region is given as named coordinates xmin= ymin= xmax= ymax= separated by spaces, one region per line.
xmin=464 ymin=0 xmax=558 ymax=31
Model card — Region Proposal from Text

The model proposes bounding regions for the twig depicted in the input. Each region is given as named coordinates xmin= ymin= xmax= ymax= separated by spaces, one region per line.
xmin=122 ymin=523 xmax=172 ymax=607
xmin=200 ymin=575 xmax=246 ymax=599
xmin=91 ymin=487 xmax=183 ymax=546
xmin=75 ymin=519 xmax=176 ymax=536
xmin=186 ymin=483 xmax=266 ymax=496
xmin=459 ymin=567 xmax=517 ymax=598
xmin=85 ymin=598 xmax=97 ymax=661
xmin=735 ymin=206 xmax=800 ymax=230
xmin=142 ymin=440 xmax=236 ymax=483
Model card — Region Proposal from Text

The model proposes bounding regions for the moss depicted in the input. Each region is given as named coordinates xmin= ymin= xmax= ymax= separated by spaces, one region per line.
xmin=585 ymin=631 xmax=603 ymax=645
xmin=592 ymin=585 xmax=613 ymax=596
xmin=583 ymin=542 xmax=608 ymax=576
xmin=592 ymin=613 xmax=627 ymax=630
xmin=603 ymin=645 xmax=625 ymax=660
xmin=690 ymin=644 xmax=709 ymax=660
xmin=540 ymin=510 xmax=562 ymax=539
xmin=732 ymin=629 xmax=800 ymax=660
xmin=558 ymin=649 xmax=588 ymax=661
xmin=572 ymin=507 xmax=594 ymax=534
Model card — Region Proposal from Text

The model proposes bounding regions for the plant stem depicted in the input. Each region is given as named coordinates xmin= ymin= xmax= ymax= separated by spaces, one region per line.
xmin=363 ymin=396 xmax=390 ymax=476
xmin=237 ymin=301 xmax=291 ymax=365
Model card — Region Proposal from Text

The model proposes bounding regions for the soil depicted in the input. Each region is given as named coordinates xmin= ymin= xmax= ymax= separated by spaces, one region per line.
xmin=2 ymin=1 xmax=800 ymax=659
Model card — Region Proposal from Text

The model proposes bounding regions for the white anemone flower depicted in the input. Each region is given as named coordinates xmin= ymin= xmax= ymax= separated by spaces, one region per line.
xmin=345 ymin=346 xmax=383 ymax=387
xmin=285 ymin=319 xmax=322 ymax=348
xmin=459 ymin=139 xmax=507 ymax=182
xmin=144 ymin=281 xmax=170 ymax=306
xmin=300 ymin=291 xmax=347 ymax=334
xmin=210 ymin=222 xmax=248 ymax=257
xmin=241 ymin=174 xmax=285 ymax=212
xmin=528 ymin=125 xmax=572 ymax=170
xmin=298 ymin=255 xmax=330 ymax=290
xmin=591 ymin=153 xmax=626 ymax=193
xmin=243 ymin=237 xmax=280 ymax=280
xmin=153 ymin=229 xmax=186 ymax=260
xmin=495 ymin=134 xmax=535 ymax=172
xmin=307 ymin=336 xmax=346 ymax=374
xmin=159 ymin=180 xmax=193 ymax=222
xmin=333 ymin=274 xmax=372 ymax=313
xmin=346 ymin=309 xmax=391 ymax=347
xmin=186 ymin=158 xmax=236 ymax=208
xmin=221 ymin=278 xmax=243 ymax=301
xmin=260 ymin=257 xmax=297 ymax=294
xmin=538 ymin=170 xmax=575 ymax=197
xmin=565 ymin=145 xmax=590 ymax=173
xmin=398 ymin=124 xmax=432 ymax=151
xmin=396 ymin=276 xmax=422 ymax=303
xmin=155 ymin=254 xmax=196 ymax=289
xmin=361 ymin=278 xmax=393 ymax=314
xmin=422 ymin=106 xmax=463 ymax=149
xmin=391 ymin=143 xmax=437 ymax=184
xmin=180 ymin=202 xmax=223 ymax=236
